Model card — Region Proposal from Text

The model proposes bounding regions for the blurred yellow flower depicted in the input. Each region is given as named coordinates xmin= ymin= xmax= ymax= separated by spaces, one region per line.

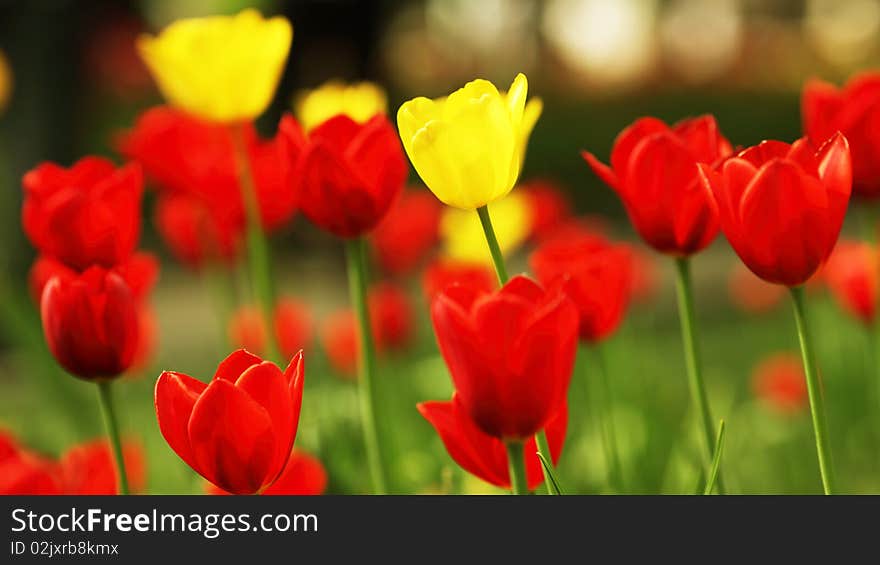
xmin=295 ymin=81 xmax=387 ymax=132
xmin=397 ymin=73 xmax=541 ymax=210
xmin=440 ymin=191 xmax=531 ymax=265
xmin=0 ymin=49 xmax=12 ymax=114
xmin=138 ymin=9 xmax=292 ymax=123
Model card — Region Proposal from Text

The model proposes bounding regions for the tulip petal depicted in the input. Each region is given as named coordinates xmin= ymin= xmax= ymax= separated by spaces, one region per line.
xmin=417 ymin=399 xmax=509 ymax=489
xmin=737 ymin=140 xmax=791 ymax=168
xmin=214 ymin=349 xmax=262 ymax=382
xmin=581 ymin=150 xmax=619 ymax=190
xmin=802 ymin=78 xmax=842 ymax=142
xmin=155 ymin=370 xmax=206 ymax=472
xmin=235 ymin=362 xmax=295 ymax=483
xmin=609 ymin=117 xmax=669 ymax=178
xmin=188 ymin=379 xmax=276 ymax=494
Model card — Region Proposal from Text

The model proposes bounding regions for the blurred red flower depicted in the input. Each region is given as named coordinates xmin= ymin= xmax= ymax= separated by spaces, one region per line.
xmin=155 ymin=350 xmax=305 ymax=495
xmin=728 ymin=261 xmax=786 ymax=314
xmin=530 ymin=235 xmax=633 ymax=343
xmin=0 ymin=432 xmax=60 ymax=495
xmin=228 ymin=298 xmax=314 ymax=360
xmin=369 ymin=283 xmax=414 ymax=350
xmin=206 ymin=449 xmax=327 ymax=495
xmin=22 ymin=157 xmax=143 ymax=270
xmin=700 ymin=134 xmax=852 ymax=286
xmin=41 ymin=267 xmax=139 ymax=380
xmin=283 ymin=114 xmax=407 ymax=238
xmin=418 ymin=396 xmax=567 ymax=491
xmin=802 ymin=72 xmax=880 ymax=199
xmin=370 ymin=189 xmax=442 ymax=274
xmin=422 ymin=259 xmax=496 ymax=302
xmin=58 ymin=439 xmax=146 ymax=494
xmin=583 ymin=115 xmax=731 ymax=256
xmin=154 ymin=191 xmax=240 ymax=269
xmin=824 ymin=240 xmax=878 ymax=326
xmin=430 ymin=275 xmax=578 ymax=440
xmin=118 ymin=106 xmax=299 ymax=260
xmin=0 ymin=432 xmax=145 ymax=495
xmin=320 ymin=310 xmax=359 ymax=377
xmin=752 ymin=352 xmax=808 ymax=414
xmin=319 ymin=284 xmax=413 ymax=376
xmin=520 ymin=179 xmax=573 ymax=242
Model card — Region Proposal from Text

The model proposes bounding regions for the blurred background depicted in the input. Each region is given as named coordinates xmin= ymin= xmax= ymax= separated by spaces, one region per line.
xmin=1 ymin=0 xmax=879 ymax=494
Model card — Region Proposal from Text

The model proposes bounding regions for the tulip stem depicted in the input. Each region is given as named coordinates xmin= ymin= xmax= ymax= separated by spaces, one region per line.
xmin=96 ymin=382 xmax=129 ymax=495
xmin=594 ymin=345 xmax=624 ymax=493
xmin=504 ymin=440 xmax=527 ymax=495
xmin=790 ymin=285 xmax=837 ymax=494
xmin=346 ymin=237 xmax=387 ymax=494
xmin=477 ymin=205 xmax=509 ymax=284
xmin=673 ymin=257 xmax=725 ymax=494
xmin=230 ymin=123 xmax=279 ymax=362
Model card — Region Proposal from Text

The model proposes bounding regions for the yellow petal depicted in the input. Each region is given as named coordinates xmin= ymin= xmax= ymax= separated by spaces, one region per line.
xmin=397 ymin=74 xmax=537 ymax=210
xmin=138 ymin=9 xmax=292 ymax=123
xmin=295 ymin=80 xmax=387 ymax=132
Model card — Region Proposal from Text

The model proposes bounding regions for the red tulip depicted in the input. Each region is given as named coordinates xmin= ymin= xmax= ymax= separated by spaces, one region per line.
xmin=371 ymin=189 xmax=442 ymax=274
xmin=119 ymin=105 xmax=298 ymax=234
xmin=627 ymin=244 xmax=660 ymax=303
xmin=155 ymin=349 xmax=305 ymax=495
xmin=0 ymin=432 xmax=60 ymax=495
xmin=154 ymin=190 xmax=241 ymax=269
xmin=727 ymin=261 xmax=785 ymax=314
xmin=530 ymin=236 xmax=633 ymax=343
xmin=206 ymin=449 xmax=327 ymax=495
xmin=752 ymin=352 xmax=808 ymax=414
xmin=41 ymin=266 xmax=139 ymax=380
xmin=802 ymin=72 xmax=880 ymax=199
xmin=228 ymin=299 xmax=314 ymax=360
xmin=699 ymin=134 xmax=852 ymax=286
xmin=30 ymin=252 xmax=158 ymax=304
xmin=422 ymin=259 xmax=497 ymax=302
xmin=824 ymin=240 xmax=878 ymax=325
xmin=320 ymin=310 xmax=359 ymax=377
xmin=58 ymin=439 xmax=146 ymax=494
xmin=583 ymin=115 xmax=732 ymax=255
xmin=418 ymin=395 xmax=567 ymax=491
xmin=520 ymin=179 xmax=573 ymax=242
xmin=369 ymin=283 xmax=414 ymax=350
xmin=431 ymin=275 xmax=578 ymax=440
xmin=283 ymin=114 xmax=407 ymax=238
xmin=22 ymin=157 xmax=143 ymax=270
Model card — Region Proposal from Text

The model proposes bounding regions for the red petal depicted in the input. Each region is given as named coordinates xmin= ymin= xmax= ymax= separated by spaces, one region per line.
xmin=188 ymin=379 xmax=276 ymax=494
xmin=155 ymin=370 xmax=206 ymax=472
xmin=214 ymin=349 xmax=263 ymax=382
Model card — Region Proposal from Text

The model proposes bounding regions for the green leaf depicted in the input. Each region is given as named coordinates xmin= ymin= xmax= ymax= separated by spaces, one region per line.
xmin=537 ymin=452 xmax=565 ymax=495
xmin=703 ymin=419 xmax=726 ymax=495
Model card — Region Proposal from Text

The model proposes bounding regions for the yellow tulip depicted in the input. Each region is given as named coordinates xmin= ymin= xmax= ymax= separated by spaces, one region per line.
xmin=397 ymin=73 xmax=542 ymax=210
xmin=440 ymin=191 xmax=531 ymax=265
xmin=295 ymin=81 xmax=387 ymax=132
xmin=138 ymin=9 xmax=292 ymax=123
xmin=0 ymin=49 xmax=11 ymax=114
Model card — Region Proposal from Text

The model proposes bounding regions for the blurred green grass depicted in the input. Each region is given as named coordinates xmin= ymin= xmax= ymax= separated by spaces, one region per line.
xmin=2 ymin=227 xmax=879 ymax=495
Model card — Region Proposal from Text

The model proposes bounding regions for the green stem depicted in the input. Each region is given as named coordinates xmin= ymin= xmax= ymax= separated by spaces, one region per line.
xmin=534 ymin=431 xmax=556 ymax=494
xmin=230 ymin=123 xmax=279 ymax=362
xmin=476 ymin=205 xmax=509 ymax=284
xmin=595 ymin=345 xmax=624 ymax=493
xmin=96 ymin=382 xmax=129 ymax=495
xmin=673 ymin=257 xmax=725 ymax=494
xmin=790 ymin=286 xmax=837 ymax=494
xmin=504 ymin=440 xmax=527 ymax=495
xmin=346 ymin=237 xmax=387 ymax=494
